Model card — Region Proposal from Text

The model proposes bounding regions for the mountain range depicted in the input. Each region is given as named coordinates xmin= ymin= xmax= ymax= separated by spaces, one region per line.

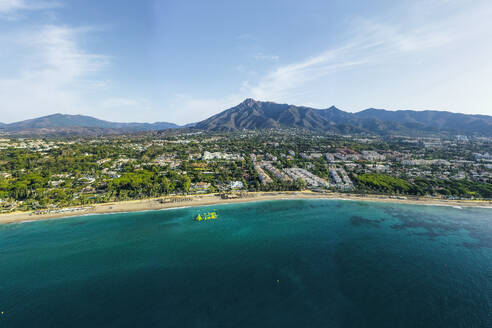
xmin=195 ymin=99 xmax=492 ymax=136
xmin=1 ymin=99 xmax=491 ymax=136
xmin=0 ymin=114 xmax=180 ymax=136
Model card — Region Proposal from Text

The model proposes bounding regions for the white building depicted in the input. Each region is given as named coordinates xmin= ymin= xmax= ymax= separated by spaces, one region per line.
xmin=229 ymin=181 xmax=245 ymax=189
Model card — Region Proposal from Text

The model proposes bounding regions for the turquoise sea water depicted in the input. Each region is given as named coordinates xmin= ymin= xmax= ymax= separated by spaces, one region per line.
xmin=0 ymin=199 xmax=491 ymax=327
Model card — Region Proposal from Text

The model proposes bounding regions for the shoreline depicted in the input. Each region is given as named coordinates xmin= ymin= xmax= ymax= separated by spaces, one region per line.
xmin=1 ymin=191 xmax=491 ymax=225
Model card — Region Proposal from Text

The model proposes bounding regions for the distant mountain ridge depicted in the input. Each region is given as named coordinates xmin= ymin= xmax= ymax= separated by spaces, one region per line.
xmin=355 ymin=108 xmax=492 ymax=132
xmin=195 ymin=99 xmax=492 ymax=136
xmin=0 ymin=114 xmax=180 ymax=135
xmin=2 ymin=100 xmax=491 ymax=136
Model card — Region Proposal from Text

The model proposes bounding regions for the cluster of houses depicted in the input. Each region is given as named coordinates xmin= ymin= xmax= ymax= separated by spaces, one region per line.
xmin=329 ymin=167 xmax=353 ymax=190
xmin=284 ymin=168 xmax=330 ymax=188
xmin=202 ymin=151 xmax=243 ymax=161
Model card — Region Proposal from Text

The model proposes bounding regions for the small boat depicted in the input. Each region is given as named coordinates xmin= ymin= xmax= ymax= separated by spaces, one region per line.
xmin=194 ymin=211 xmax=218 ymax=221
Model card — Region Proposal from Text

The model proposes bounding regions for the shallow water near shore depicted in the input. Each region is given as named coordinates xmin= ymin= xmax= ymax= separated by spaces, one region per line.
xmin=1 ymin=199 xmax=491 ymax=327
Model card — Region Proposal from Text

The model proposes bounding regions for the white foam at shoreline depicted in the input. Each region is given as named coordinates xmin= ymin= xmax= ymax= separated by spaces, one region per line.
xmin=3 ymin=197 xmax=492 ymax=226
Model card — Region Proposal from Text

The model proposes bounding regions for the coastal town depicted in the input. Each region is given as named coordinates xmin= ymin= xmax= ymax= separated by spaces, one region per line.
xmin=0 ymin=130 xmax=491 ymax=213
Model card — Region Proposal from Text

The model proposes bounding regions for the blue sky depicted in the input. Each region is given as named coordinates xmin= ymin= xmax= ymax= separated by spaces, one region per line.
xmin=1 ymin=0 xmax=491 ymax=124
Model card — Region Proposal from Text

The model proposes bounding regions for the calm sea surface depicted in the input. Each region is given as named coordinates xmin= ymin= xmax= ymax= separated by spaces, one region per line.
xmin=0 ymin=199 xmax=491 ymax=327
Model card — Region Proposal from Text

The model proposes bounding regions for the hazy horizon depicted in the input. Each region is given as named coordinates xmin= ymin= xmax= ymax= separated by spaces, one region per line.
xmin=2 ymin=0 xmax=492 ymax=124
xmin=2 ymin=97 xmax=492 ymax=125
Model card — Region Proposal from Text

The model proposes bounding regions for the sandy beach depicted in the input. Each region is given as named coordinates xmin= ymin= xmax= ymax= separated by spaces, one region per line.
xmin=1 ymin=191 xmax=491 ymax=225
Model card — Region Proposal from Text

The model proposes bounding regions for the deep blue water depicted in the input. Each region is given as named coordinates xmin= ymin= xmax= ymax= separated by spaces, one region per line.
xmin=0 ymin=199 xmax=491 ymax=327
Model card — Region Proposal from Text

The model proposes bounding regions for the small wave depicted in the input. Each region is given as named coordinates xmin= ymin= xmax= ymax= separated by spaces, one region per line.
xmin=10 ymin=219 xmax=37 ymax=225
xmin=157 ymin=206 xmax=192 ymax=211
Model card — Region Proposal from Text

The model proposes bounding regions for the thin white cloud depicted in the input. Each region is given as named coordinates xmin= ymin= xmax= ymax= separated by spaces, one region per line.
xmin=242 ymin=44 xmax=367 ymax=101
xmin=236 ymin=33 xmax=257 ymax=42
xmin=240 ymin=0 xmax=492 ymax=105
xmin=0 ymin=25 xmax=109 ymax=122
xmin=253 ymin=52 xmax=279 ymax=61
xmin=0 ymin=0 xmax=60 ymax=14
xmin=242 ymin=22 xmax=454 ymax=102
